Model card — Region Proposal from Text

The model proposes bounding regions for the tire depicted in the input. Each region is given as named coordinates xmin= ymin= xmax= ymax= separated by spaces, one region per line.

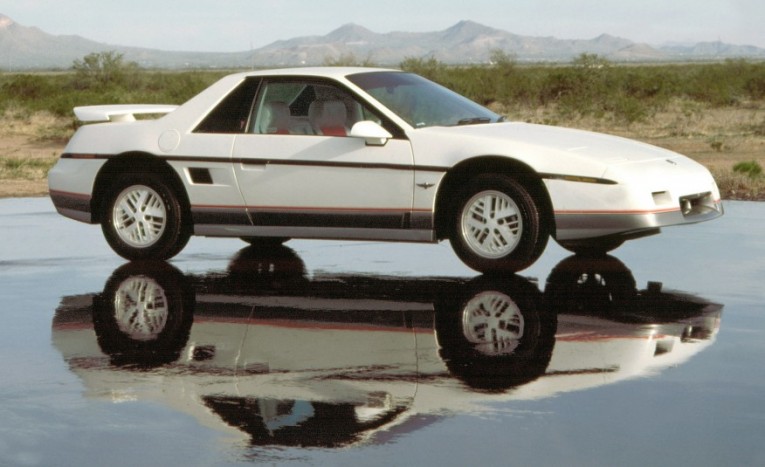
xmin=101 ymin=173 xmax=191 ymax=261
xmin=450 ymin=174 xmax=548 ymax=273
xmin=556 ymin=237 xmax=624 ymax=256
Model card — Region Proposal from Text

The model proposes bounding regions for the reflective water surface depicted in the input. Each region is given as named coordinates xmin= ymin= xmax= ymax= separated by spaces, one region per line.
xmin=1 ymin=198 xmax=764 ymax=466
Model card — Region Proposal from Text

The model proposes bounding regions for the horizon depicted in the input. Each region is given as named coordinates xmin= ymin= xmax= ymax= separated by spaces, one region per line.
xmin=0 ymin=1 xmax=762 ymax=53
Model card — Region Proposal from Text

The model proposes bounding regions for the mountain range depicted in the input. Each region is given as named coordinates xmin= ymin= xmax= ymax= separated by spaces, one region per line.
xmin=1 ymin=14 xmax=764 ymax=70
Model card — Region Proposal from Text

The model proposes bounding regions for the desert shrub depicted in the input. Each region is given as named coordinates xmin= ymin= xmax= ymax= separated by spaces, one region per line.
xmin=686 ymin=72 xmax=737 ymax=106
xmin=131 ymin=71 xmax=222 ymax=103
xmin=399 ymin=56 xmax=446 ymax=81
xmin=607 ymin=95 xmax=650 ymax=123
xmin=680 ymin=60 xmax=764 ymax=106
xmin=72 ymin=51 xmax=139 ymax=89
xmin=745 ymin=70 xmax=765 ymax=100
xmin=733 ymin=160 xmax=763 ymax=177
xmin=0 ymin=74 xmax=65 ymax=115
xmin=1 ymin=74 xmax=55 ymax=100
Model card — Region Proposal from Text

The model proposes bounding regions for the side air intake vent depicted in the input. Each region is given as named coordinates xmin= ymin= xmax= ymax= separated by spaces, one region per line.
xmin=188 ymin=168 xmax=213 ymax=185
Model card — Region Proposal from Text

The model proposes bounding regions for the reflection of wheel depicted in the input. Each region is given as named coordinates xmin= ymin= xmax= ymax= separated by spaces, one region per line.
xmin=93 ymin=261 xmax=194 ymax=368
xmin=556 ymin=237 xmax=624 ymax=256
xmin=435 ymin=275 xmax=556 ymax=391
xmin=112 ymin=274 xmax=170 ymax=341
xmin=101 ymin=173 xmax=190 ymax=260
xmin=450 ymin=174 xmax=548 ymax=273
xmin=460 ymin=291 xmax=525 ymax=357
xmin=545 ymin=255 xmax=637 ymax=315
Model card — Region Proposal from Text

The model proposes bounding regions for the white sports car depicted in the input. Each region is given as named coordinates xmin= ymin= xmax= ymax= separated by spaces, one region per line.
xmin=48 ymin=67 xmax=723 ymax=272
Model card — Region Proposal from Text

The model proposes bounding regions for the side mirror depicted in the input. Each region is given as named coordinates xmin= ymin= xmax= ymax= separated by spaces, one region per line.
xmin=349 ymin=121 xmax=393 ymax=146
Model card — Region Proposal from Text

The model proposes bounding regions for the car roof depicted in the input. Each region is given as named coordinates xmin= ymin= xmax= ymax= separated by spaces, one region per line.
xmin=228 ymin=66 xmax=401 ymax=80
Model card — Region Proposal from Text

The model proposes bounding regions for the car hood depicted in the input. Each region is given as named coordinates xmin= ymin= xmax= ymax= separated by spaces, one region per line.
xmin=411 ymin=122 xmax=681 ymax=174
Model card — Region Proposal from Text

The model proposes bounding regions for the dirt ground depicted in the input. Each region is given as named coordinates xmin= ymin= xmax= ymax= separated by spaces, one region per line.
xmin=0 ymin=111 xmax=69 ymax=198
xmin=0 ymin=135 xmax=60 ymax=198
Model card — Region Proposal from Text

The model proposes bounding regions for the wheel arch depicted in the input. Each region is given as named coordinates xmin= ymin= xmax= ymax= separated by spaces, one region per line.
xmin=91 ymin=152 xmax=190 ymax=224
xmin=434 ymin=155 xmax=555 ymax=240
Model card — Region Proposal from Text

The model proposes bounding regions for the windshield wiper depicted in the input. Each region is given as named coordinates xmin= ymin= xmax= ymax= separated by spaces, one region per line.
xmin=457 ymin=117 xmax=492 ymax=126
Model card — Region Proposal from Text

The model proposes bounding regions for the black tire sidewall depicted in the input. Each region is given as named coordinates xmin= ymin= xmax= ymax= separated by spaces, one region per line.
xmin=101 ymin=173 xmax=189 ymax=261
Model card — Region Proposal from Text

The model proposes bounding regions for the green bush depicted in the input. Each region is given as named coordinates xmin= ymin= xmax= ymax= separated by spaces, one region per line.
xmin=72 ymin=51 xmax=139 ymax=89
xmin=733 ymin=160 xmax=763 ymax=178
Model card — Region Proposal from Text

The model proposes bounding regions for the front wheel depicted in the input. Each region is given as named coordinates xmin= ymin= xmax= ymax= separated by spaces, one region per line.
xmin=101 ymin=173 xmax=191 ymax=261
xmin=450 ymin=174 xmax=548 ymax=273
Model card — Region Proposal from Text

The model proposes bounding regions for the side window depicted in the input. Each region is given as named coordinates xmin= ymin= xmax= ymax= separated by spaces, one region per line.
xmin=250 ymin=80 xmax=383 ymax=137
xmin=195 ymin=78 xmax=260 ymax=134
xmin=251 ymin=82 xmax=312 ymax=135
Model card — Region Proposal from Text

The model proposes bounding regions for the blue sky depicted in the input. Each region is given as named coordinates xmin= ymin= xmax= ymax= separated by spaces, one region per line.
xmin=1 ymin=0 xmax=761 ymax=52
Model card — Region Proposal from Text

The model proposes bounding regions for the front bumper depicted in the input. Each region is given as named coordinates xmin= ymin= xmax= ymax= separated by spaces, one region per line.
xmin=554 ymin=193 xmax=723 ymax=241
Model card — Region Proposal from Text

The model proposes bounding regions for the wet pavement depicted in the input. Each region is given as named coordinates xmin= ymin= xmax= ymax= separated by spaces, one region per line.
xmin=1 ymin=197 xmax=763 ymax=466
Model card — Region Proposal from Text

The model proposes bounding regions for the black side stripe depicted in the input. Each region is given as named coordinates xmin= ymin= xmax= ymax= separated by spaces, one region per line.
xmin=233 ymin=158 xmax=448 ymax=172
xmin=62 ymin=153 xmax=447 ymax=173
xmin=539 ymin=173 xmax=617 ymax=185
xmin=62 ymin=153 xmax=615 ymax=183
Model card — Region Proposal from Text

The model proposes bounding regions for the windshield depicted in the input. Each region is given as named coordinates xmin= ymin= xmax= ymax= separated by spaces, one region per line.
xmin=347 ymin=72 xmax=501 ymax=129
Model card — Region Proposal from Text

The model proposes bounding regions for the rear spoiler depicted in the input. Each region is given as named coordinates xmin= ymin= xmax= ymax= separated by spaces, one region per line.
xmin=74 ymin=104 xmax=178 ymax=123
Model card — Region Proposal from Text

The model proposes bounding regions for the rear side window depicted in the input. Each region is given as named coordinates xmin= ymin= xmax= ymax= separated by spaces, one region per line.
xmin=195 ymin=78 xmax=261 ymax=133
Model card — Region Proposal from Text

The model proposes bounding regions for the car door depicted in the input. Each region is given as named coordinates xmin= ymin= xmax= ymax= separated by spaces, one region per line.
xmin=232 ymin=79 xmax=416 ymax=239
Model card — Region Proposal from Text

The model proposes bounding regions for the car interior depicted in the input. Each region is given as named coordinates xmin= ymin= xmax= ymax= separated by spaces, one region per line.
xmin=252 ymin=82 xmax=369 ymax=136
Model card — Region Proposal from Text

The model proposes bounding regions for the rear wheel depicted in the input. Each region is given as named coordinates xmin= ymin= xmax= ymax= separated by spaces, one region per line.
xmin=101 ymin=173 xmax=190 ymax=260
xmin=450 ymin=174 xmax=548 ymax=273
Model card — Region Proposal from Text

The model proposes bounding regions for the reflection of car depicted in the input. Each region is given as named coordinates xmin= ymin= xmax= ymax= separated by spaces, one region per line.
xmin=51 ymin=247 xmax=722 ymax=447
xmin=48 ymin=68 xmax=723 ymax=272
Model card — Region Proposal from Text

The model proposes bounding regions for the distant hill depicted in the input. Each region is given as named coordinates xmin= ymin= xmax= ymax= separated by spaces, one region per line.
xmin=1 ymin=14 xmax=764 ymax=70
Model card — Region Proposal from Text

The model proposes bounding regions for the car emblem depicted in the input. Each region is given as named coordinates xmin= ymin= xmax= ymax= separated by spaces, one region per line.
xmin=416 ymin=182 xmax=435 ymax=189
xmin=666 ymin=159 xmax=677 ymax=165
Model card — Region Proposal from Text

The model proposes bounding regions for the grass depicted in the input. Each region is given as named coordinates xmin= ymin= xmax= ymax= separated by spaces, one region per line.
xmin=733 ymin=160 xmax=763 ymax=177
xmin=0 ymin=157 xmax=56 ymax=180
